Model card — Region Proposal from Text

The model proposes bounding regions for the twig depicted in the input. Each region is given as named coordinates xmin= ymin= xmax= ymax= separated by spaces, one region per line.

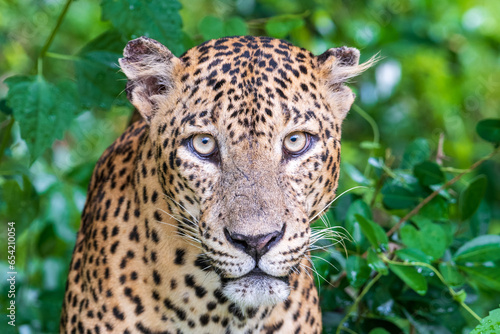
xmin=435 ymin=133 xmax=449 ymax=165
xmin=45 ymin=52 xmax=80 ymax=62
xmin=332 ymin=272 xmax=346 ymax=288
xmin=352 ymin=104 xmax=380 ymax=178
xmin=381 ymin=256 xmax=482 ymax=322
xmin=387 ymin=146 xmax=500 ymax=237
xmin=336 ymin=273 xmax=382 ymax=334
xmin=352 ymin=104 xmax=380 ymax=146
xmin=35 ymin=0 xmax=73 ymax=73
xmin=369 ymin=174 xmax=385 ymax=208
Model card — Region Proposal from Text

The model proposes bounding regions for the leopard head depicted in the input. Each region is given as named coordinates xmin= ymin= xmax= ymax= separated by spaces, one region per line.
xmin=120 ymin=36 xmax=373 ymax=308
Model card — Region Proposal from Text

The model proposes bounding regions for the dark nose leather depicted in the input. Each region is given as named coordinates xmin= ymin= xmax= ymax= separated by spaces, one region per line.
xmin=224 ymin=226 xmax=285 ymax=260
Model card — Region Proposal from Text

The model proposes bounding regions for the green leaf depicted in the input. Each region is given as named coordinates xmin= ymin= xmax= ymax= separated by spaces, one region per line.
xmin=453 ymin=235 xmax=500 ymax=263
xmin=224 ymin=17 xmax=248 ymax=36
xmin=460 ymin=175 xmax=487 ymax=220
xmin=470 ymin=201 xmax=491 ymax=237
xmin=0 ymin=160 xmax=30 ymax=177
xmin=360 ymin=141 xmax=381 ymax=150
xmin=396 ymin=248 xmax=433 ymax=264
xmin=389 ymin=263 xmax=428 ymax=295
xmin=369 ymin=329 xmax=391 ymax=334
xmin=355 ymin=214 xmax=388 ymax=251
xmin=6 ymin=75 xmax=79 ymax=162
xmin=476 ymin=119 xmax=500 ymax=144
xmin=75 ymin=29 xmax=126 ymax=110
xmin=37 ymin=223 xmax=67 ymax=258
xmin=382 ymin=184 xmax=420 ymax=209
xmin=345 ymin=200 xmax=371 ymax=246
xmin=470 ymin=307 xmax=500 ymax=334
xmin=342 ymin=161 xmax=371 ymax=185
xmin=198 ymin=16 xmax=248 ymax=41
xmin=400 ymin=218 xmax=447 ymax=260
xmin=459 ymin=266 xmax=500 ymax=291
xmin=418 ymin=196 xmax=449 ymax=221
xmin=311 ymin=251 xmax=343 ymax=281
xmin=265 ymin=16 xmax=305 ymax=39
xmin=400 ymin=138 xmax=430 ymax=169
xmin=0 ymin=98 xmax=13 ymax=115
xmin=413 ymin=161 xmax=444 ymax=186
xmin=367 ymin=248 xmax=388 ymax=275
xmin=101 ymin=0 xmax=184 ymax=56
xmin=198 ymin=15 xmax=225 ymax=40
xmin=346 ymin=255 xmax=371 ymax=289
xmin=0 ymin=176 xmax=39 ymax=229
xmin=368 ymin=157 xmax=384 ymax=170
xmin=439 ymin=262 xmax=465 ymax=287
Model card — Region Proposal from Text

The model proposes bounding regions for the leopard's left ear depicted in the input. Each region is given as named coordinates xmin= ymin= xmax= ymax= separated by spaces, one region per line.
xmin=119 ymin=37 xmax=182 ymax=123
xmin=317 ymin=47 xmax=376 ymax=121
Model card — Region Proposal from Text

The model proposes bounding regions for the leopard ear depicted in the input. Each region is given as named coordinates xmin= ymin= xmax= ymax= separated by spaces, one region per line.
xmin=119 ymin=37 xmax=181 ymax=123
xmin=317 ymin=47 xmax=376 ymax=121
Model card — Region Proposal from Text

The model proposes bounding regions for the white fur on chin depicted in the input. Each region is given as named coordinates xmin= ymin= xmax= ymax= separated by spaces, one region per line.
xmin=222 ymin=275 xmax=290 ymax=309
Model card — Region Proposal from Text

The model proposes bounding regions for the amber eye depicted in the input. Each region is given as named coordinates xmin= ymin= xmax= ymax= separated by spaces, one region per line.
xmin=283 ymin=131 xmax=309 ymax=154
xmin=192 ymin=134 xmax=217 ymax=156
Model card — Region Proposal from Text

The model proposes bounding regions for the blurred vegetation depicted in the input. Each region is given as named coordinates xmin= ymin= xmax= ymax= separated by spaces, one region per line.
xmin=1 ymin=0 xmax=500 ymax=333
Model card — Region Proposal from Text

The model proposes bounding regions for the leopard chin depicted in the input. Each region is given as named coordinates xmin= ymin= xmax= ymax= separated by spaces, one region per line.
xmin=222 ymin=270 xmax=290 ymax=309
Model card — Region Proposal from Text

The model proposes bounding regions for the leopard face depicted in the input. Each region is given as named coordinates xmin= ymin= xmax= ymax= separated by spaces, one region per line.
xmin=120 ymin=35 xmax=372 ymax=309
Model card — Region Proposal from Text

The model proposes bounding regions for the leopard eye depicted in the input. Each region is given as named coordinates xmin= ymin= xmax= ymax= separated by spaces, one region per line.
xmin=283 ymin=131 xmax=309 ymax=154
xmin=192 ymin=134 xmax=217 ymax=156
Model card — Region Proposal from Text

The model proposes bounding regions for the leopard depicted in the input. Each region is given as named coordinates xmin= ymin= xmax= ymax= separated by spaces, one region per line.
xmin=60 ymin=35 xmax=373 ymax=334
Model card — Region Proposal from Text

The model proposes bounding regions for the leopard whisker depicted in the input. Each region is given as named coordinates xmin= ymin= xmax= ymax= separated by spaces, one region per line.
xmin=312 ymin=225 xmax=352 ymax=239
xmin=163 ymin=210 xmax=199 ymax=230
xmin=156 ymin=219 xmax=200 ymax=241
xmin=169 ymin=213 xmax=199 ymax=233
xmin=156 ymin=209 xmax=198 ymax=234
xmin=309 ymin=230 xmax=346 ymax=243
xmin=310 ymin=231 xmax=350 ymax=245
xmin=308 ymin=242 xmax=345 ymax=252
xmin=309 ymin=254 xmax=338 ymax=271
xmin=310 ymin=226 xmax=351 ymax=256
xmin=154 ymin=218 xmax=202 ymax=246
xmin=162 ymin=193 xmax=199 ymax=223
xmin=300 ymin=260 xmax=334 ymax=288
xmin=297 ymin=263 xmax=313 ymax=286
xmin=290 ymin=266 xmax=300 ymax=276
xmin=308 ymin=186 xmax=367 ymax=224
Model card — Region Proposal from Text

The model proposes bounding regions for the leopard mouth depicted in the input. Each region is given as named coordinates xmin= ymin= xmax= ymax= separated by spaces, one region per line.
xmin=221 ymin=267 xmax=291 ymax=308
xmin=222 ymin=267 xmax=289 ymax=284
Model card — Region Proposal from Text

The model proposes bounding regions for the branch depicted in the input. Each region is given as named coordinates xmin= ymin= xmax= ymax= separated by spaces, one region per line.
xmin=335 ymin=273 xmax=382 ymax=334
xmin=35 ymin=0 xmax=73 ymax=73
xmin=387 ymin=146 xmax=500 ymax=237
xmin=381 ymin=256 xmax=482 ymax=322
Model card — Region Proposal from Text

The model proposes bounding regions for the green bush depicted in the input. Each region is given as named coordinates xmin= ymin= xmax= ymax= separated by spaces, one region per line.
xmin=1 ymin=0 xmax=499 ymax=333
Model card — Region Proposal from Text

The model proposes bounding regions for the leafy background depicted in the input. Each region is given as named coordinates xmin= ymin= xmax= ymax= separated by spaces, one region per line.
xmin=1 ymin=0 xmax=500 ymax=333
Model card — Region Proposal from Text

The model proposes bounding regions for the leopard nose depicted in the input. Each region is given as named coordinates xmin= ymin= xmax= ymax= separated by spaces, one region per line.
xmin=224 ymin=225 xmax=285 ymax=260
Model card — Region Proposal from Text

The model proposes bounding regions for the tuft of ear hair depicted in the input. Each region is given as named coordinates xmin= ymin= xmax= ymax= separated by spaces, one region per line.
xmin=317 ymin=47 xmax=378 ymax=121
xmin=119 ymin=37 xmax=181 ymax=123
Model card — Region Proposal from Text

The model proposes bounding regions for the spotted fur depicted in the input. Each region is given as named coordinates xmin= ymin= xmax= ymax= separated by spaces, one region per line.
xmin=61 ymin=35 xmax=373 ymax=334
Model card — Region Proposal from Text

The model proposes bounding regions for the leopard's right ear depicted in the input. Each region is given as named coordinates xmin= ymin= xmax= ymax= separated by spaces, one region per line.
xmin=119 ymin=37 xmax=181 ymax=123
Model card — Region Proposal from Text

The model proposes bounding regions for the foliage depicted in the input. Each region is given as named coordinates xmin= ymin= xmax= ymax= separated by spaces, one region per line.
xmin=470 ymin=308 xmax=500 ymax=334
xmin=1 ymin=0 xmax=500 ymax=333
xmin=5 ymin=75 xmax=79 ymax=163
xmin=101 ymin=0 xmax=184 ymax=56
xmin=313 ymin=125 xmax=500 ymax=333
